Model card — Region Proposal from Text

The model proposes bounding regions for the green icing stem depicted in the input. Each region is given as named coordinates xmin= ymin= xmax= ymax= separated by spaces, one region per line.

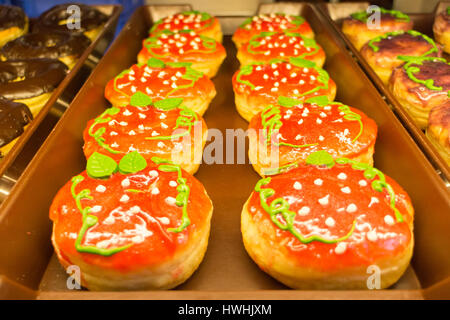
xmin=255 ymin=177 xmax=357 ymax=244
xmin=88 ymin=107 xmax=121 ymax=154
xmin=150 ymin=11 xmax=213 ymax=34
xmin=71 ymin=175 xmax=132 ymax=256
xmin=152 ymin=157 xmax=191 ymax=232
xmin=368 ymin=30 xmax=438 ymax=56
xmin=351 ymin=7 xmax=410 ymax=22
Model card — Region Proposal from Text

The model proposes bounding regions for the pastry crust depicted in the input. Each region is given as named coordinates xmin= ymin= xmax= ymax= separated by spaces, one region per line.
xmin=360 ymin=31 xmax=441 ymax=84
xmin=342 ymin=9 xmax=412 ymax=50
xmin=105 ymin=60 xmax=216 ymax=116
xmin=150 ymin=11 xmax=223 ymax=43
xmin=233 ymin=13 xmax=314 ymax=49
xmin=388 ymin=57 xmax=450 ymax=129
xmin=433 ymin=8 xmax=450 ymax=54
xmin=50 ymin=162 xmax=213 ymax=291
xmin=248 ymin=100 xmax=377 ymax=176
xmin=232 ymin=58 xmax=336 ymax=122
xmin=237 ymin=31 xmax=325 ymax=68
xmin=137 ymin=30 xmax=226 ymax=78
xmin=242 ymin=155 xmax=414 ymax=289
xmin=427 ymin=101 xmax=450 ymax=165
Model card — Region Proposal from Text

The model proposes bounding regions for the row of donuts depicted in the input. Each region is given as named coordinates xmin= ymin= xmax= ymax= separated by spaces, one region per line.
xmin=231 ymin=13 xmax=414 ymax=289
xmin=0 ymin=3 xmax=108 ymax=158
xmin=49 ymin=10 xmax=226 ymax=290
xmin=342 ymin=7 xmax=450 ymax=165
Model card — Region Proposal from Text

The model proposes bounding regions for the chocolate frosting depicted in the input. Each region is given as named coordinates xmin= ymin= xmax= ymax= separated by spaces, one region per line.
xmin=1 ymin=30 xmax=91 ymax=61
xmin=35 ymin=3 xmax=108 ymax=34
xmin=0 ymin=58 xmax=68 ymax=100
xmin=0 ymin=97 xmax=32 ymax=149
xmin=0 ymin=5 xmax=27 ymax=31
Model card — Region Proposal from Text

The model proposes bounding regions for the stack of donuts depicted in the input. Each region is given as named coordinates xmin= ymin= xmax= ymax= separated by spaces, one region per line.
xmin=233 ymin=12 xmax=414 ymax=289
xmin=50 ymin=10 xmax=224 ymax=291
xmin=342 ymin=6 xmax=450 ymax=165
xmin=0 ymin=3 xmax=109 ymax=158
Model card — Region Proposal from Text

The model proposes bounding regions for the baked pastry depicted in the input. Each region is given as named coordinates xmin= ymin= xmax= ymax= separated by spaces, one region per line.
xmin=232 ymin=57 xmax=336 ymax=121
xmin=1 ymin=31 xmax=91 ymax=69
xmin=83 ymin=94 xmax=207 ymax=175
xmin=427 ymin=101 xmax=450 ymax=165
xmin=248 ymin=96 xmax=377 ymax=176
xmin=0 ymin=58 xmax=68 ymax=117
xmin=150 ymin=11 xmax=222 ymax=43
xmin=389 ymin=56 xmax=450 ymax=129
xmin=433 ymin=7 xmax=450 ymax=54
xmin=360 ymin=30 xmax=441 ymax=84
xmin=342 ymin=7 xmax=412 ymax=50
xmin=50 ymin=153 xmax=213 ymax=290
xmin=137 ymin=30 xmax=226 ymax=78
xmin=242 ymin=150 xmax=414 ymax=289
xmin=0 ymin=5 xmax=28 ymax=48
xmin=0 ymin=97 xmax=32 ymax=157
xmin=105 ymin=58 xmax=216 ymax=116
xmin=237 ymin=30 xmax=325 ymax=68
xmin=34 ymin=3 xmax=108 ymax=41
xmin=233 ymin=13 xmax=314 ymax=49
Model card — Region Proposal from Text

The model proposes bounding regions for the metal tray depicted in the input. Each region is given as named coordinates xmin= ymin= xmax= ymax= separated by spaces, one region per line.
xmin=318 ymin=1 xmax=450 ymax=186
xmin=0 ymin=5 xmax=122 ymax=203
xmin=0 ymin=3 xmax=449 ymax=300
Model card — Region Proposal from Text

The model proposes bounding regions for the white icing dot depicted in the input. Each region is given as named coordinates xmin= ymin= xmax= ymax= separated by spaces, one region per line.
xmin=90 ymin=205 xmax=102 ymax=213
xmin=314 ymin=179 xmax=323 ymax=186
xmin=293 ymin=181 xmax=302 ymax=190
xmin=151 ymin=187 xmax=160 ymax=195
xmin=121 ymin=178 xmax=130 ymax=188
xmin=169 ymin=180 xmax=178 ymax=187
xmin=384 ymin=215 xmax=395 ymax=226
xmin=157 ymin=142 xmax=165 ymax=148
xmin=367 ymin=230 xmax=378 ymax=242
xmin=149 ymin=170 xmax=158 ymax=177
xmin=335 ymin=242 xmax=347 ymax=254
xmin=96 ymin=185 xmax=106 ymax=193
xmin=158 ymin=217 xmax=170 ymax=225
xmin=165 ymin=196 xmax=177 ymax=205
xmin=369 ymin=197 xmax=380 ymax=207
xmin=337 ymin=173 xmax=347 ymax=180
xmin=341 ymin=187 xmax=351 ymax=194
xmin=325 ymin=217 xmax=335 ymax=227
xmin=129 ymin=206 xmax=141 ymax=214
xmin=298 ymin=206 xmax=310 ymax=216
xmin=120 ymin=194 xmax=130 ymax=202
xmin=359 ymin=180 xmax=368 ymax=187
xmin=346 ymin=203 xmax=357 ymax=213
xmin=318 ymin=194 xmax=329 ymax=206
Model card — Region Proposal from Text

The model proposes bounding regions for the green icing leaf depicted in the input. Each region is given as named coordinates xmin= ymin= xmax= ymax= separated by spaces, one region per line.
xmin=87 ymin=152 xmax=118 ymax=179
xmin=154 ymin=97 xmax=183 ymax=110
xmin=305 ymin=95 xmax=330 ymax=106
xmin=130 ymin=92 xmax=152 ymax=107
xmin=305 ymin=150 xmax=335 ymax=168
xmin=119 ymin=151 xmax=147 ymax=174
xmin=147 ymin=57 xmax=165 ymax=68
xmin=289 ymin=57 xmax=317 ymax=68
xmin=278 ymin=96 xmax=301 ymax=107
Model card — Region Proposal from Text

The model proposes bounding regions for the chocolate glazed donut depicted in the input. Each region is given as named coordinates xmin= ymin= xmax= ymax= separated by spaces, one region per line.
xmin=0 ymin=5 xmax=28 ymax=48
xmin=34 ymin=3 xmax=108 ymax=41
xmin=1 ymin=31 xmax=91 ymax=69
xmin=0 ymin=97 xmax=32 ymax=156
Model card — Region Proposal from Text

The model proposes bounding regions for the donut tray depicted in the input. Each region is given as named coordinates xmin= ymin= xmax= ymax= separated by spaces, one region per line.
xmin=318 ymin=1 xmax=450 ymax=187
xmin=0 ymin=5 xmax=122 ymax=203
xmin=0 ymin=3 xmax=450 ymax=300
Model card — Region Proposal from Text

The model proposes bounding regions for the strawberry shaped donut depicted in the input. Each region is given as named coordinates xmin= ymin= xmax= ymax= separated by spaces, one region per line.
xmin=233 ymin=13 xmax=314 ymax=49
xmin=242 ymin=151 xmax=414 ymax=289
xmin=149 ymin=11 xmax=223 ymax=43
xmin=237 ymin=30 xmax=325 ymax=67
xmin=232 ymin=57 xmax=336 ymax=121
xmin=137 ymin=30 xmax=226 ymax=78
xmin=105 ymin=58 xmax=216 ymax=116
xmin=83 ymin=94 xmax=207 ymax=175
xmin=248 ymin=96 xmax=377 ymax=176
xmin=50 ymin=154 xmax=213 ymax=290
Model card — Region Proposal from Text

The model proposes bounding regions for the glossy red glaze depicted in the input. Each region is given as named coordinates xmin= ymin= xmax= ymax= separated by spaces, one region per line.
xmin=50 ymin=165 xmax=212 ymax=271
xmin=248 ymin=164 xmax=413 ymax=271
xmin=150 ymin=12 xmax=218 ymax=37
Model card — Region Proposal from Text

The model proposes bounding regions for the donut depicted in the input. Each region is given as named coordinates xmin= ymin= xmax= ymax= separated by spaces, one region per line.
xmin=242 ymin=150 xmax=414 ymax=289
xmin=50 ymin=153 xmax=213 ymax=290
xmin=0 ymin=58 xmax=68 ymax=117
xmin=388 ymin=56 xmax=450 ymax=129
xmin=342 ymin=7 xmax=412 ymax=50
xmin=248 ymin=96 xmax=377 ymax=176
xmin=1 ymin=31 xmax=91 ymax=69
xmin=83 ymin=95 xmax=207 ymax=175
xmin=427 ymin=101 xmax=450 ymax=165
xmin=0 ymin=97 xmax=32 ymax=157
xmin=0 ymin=5 xmax=28 ymax=48
xmin=433 ymin=7 xmax=450 ymax=54
xmin=360 ymin=30 xmax=441 ymax=84
xmin=137 ymin=30 xmax=226 ymax=78
xmin=34 ymin=3 xmax=108 ymax=41
xmin=237 ymin=31 xmax=325 ymax=68
xmin=233 ymin=13 xmax=314 ymax=49
xmin=150 ymin=11 xmax=222 ymax=43
xmin=232 ymin=57 xmax=336 ymax=121
xmin=105 ymin=58 xmax=216 ymax=116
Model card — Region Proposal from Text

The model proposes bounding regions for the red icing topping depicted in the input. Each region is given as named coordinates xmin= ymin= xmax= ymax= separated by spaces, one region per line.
xmin=150 ymin=12 xmax=215 ymax=36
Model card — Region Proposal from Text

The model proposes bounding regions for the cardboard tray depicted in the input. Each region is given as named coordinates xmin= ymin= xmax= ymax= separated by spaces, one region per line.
xmin=0 ymin=3 xmax=449 ymax=300
xmin=0 ymin=5 xmax=123 ymax=203
xmin=318 ymin=1 xmax=450 ymax=186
